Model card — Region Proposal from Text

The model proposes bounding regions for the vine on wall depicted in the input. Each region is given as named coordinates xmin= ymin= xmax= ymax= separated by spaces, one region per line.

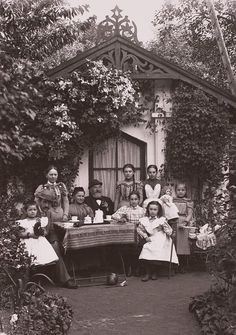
xmin=165 ymin=82 xmax=231 ymax=196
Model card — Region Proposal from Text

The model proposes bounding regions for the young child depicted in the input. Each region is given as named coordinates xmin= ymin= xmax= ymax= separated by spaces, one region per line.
xmin=18 ymin=201 xmax=58 ymax=266
xmin=112 ymin=191 xmax=145 ymax=276
xmin=173 ymin=183 xmax=194 ymax=273
xmin=112 ymin=191 xmax=145 ymax=225
xmin=137 ymin=200 xmax=178 ymax=281
xmin=142 ymin=165 xmax=162 ymax=209
xmin=160 ymin=186 xmax=179 ymax=222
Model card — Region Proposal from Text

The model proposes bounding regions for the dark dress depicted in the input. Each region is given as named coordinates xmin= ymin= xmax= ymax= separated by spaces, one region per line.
xmin=84 ymin=195 xmax=114 ymax=217
xmin=115 ymin=180 xmax=143 ymax=209
xmin=69 ymin=203 xmax=94 ymax=220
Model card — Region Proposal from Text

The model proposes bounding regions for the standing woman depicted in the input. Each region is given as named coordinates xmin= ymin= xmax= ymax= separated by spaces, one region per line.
xmin=114 ymin=163 xmax=143 ymax=212
xmin=142 ymin=164 xmax=162 ymax=208
xmin=34 ymin=165 xmax=69 ymax=222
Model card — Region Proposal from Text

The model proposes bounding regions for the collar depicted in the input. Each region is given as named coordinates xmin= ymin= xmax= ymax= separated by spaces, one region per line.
xmin=92 ymin=196 xmax=102 ymax=200
xmin=47 ymin=181 xmax=57 ymax=185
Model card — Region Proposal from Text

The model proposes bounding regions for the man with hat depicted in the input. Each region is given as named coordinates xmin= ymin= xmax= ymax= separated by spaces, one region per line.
xmin=85 ymin=179 xmax=114 ymax=217
xmin=36 ymin=188 xmax=78 ymax=289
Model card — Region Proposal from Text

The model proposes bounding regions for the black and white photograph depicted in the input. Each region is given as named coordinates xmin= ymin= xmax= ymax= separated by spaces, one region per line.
xmin=0 ymin=0 xmax=236 ymax=334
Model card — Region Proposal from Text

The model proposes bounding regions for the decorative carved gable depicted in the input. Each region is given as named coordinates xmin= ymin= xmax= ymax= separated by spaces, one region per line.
xmin=98 ymin=47 xmax=168 ymax=75
xmin=48 ymin=7 xmax=236 ymax=108
xmin=96 ymin=6 xmax=139 ymax=44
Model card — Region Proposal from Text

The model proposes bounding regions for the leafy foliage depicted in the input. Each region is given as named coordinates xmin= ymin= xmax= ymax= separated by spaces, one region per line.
xmin=150 ymin=0 xmax=236 ymax=89
xmin=0 ymin=185 xmax=73 ymax=335
xmin=0 ymin=0 xmax=143 ymax=192
xmin=0 ymin=0 xmax=91 ymax=61
xmin=189 ymin=180 xmax=236 ymax=334
xmin=189 ymin=286 xmax=236 ymax=335
xmin=0 ymin=0 xmax=92 ymax=177
xmin=165 ymin=82 xmax=231 ymax=191
xmin=0 ymin=52 xmax=42 ymax=167
xmin=11 ymin=285 xmax=73 ymax=335
xmin=10 ymin=60 xmax=143 ymax=191
xmin=207 ymin=203 xmax=236 ymax=286
xmin=194 ymin=183 xmax=230 ymax=232
xmin=0 ymin=186 xmax=31 ymax=299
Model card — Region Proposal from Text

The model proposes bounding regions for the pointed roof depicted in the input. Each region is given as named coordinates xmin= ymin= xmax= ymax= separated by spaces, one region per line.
xmin=48 ymin=7 xmax=236 ymax=108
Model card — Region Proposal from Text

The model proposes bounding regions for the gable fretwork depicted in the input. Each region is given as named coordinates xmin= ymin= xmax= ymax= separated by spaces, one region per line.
xmin=48 ymin=37 xmax=174 ymax=79
xmin=96 ymin=5 xmax=139 ymax=44
xmin=98 ymin=46 xmax=168 ymax=75
xmin=48 ymin=10 xmax=236 ymax=108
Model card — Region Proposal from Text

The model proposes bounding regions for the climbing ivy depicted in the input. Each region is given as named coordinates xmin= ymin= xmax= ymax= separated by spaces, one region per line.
xmin=165 ymin=82 xmax=231 ymax=193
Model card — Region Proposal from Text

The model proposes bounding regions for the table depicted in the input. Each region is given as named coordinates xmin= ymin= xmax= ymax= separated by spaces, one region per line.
xmin=54 ymin=222 xmax=137 ymax=285
xmin=54 ymin=222 xmax=136 ymax=251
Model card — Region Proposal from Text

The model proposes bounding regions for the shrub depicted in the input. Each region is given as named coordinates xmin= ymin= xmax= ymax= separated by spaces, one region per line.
xmin=189 ymin=285 xmax=236 ymax=335
xmin=0 ymin=186 xmax=73 ymax=335
xmin=10 ymin=285 xmax=73 ymax=335
xmin=165 ymin=82 xmax=231 ymax=194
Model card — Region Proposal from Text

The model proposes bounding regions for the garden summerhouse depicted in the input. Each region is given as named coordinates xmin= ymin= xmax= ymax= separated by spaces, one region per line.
xmin=48 ymin=6 xmax=236 ymax=200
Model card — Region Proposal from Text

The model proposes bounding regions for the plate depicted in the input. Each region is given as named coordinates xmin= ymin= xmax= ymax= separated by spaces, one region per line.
xmin=63 ymin=222 xmax=74 ymax=228
xmin=69 ymin=220 xmax=80 ymax=223
xmin=83 ymin=222 xmax=110 ymax=225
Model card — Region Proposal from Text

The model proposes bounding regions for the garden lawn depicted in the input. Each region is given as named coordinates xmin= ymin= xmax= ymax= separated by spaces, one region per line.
xmin=50 ymin=271 xmax=210 ymax=335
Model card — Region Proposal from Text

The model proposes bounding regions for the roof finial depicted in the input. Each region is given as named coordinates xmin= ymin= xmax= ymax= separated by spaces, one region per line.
xmin=97 ymin=5 xmax=139 ymax=44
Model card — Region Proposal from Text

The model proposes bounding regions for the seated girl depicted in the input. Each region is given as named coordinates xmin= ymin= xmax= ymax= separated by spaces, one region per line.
xmin=112 ymin=191 xmax=145 ymax=225
xmin=18 ymin=201 xmax=58 ymax=266
xmin=69 ymin=187 xmax=94 ymax=221
xmin=137 ymin=200 xmax=178 ymax=281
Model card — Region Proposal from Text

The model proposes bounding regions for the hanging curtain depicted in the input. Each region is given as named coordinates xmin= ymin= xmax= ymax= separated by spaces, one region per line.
xmin=93 ymin=139 xmax=116 ymax=168
xmin=93 ymin=136 xmax=142 ymax=201
xmin=118 ymin=137 xmax=140 ymax=168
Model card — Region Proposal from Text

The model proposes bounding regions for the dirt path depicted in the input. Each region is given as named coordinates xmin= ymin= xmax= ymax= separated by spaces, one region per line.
xmin=51 ymin=271 xmax=210 ymax=335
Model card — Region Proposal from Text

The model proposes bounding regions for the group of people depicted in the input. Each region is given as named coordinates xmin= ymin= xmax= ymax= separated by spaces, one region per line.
xmin=111 ymin=164 xmax=193 ymax=280
xmin=17 ymin=163 xmax=194 ymax=287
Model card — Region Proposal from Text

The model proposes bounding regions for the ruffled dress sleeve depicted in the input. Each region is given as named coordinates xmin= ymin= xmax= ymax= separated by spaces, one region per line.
xmin=17 ymin=219 xmax=28 ymax=230
xmin=137 ymin=217 xmax=149 ymax=239
xmin=162 ymin=218 xmax=173 ymax=237
xmin=34 ymin=185 xmax=44 ymax=198
xmin=112 ymin=206 xmax=128 ymax=221
xmin=57 ymin=182 xmax=68 ymax=197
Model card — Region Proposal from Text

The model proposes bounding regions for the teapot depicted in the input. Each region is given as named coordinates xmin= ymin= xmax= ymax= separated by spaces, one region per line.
xmin=94 ymin=209 xmax=104 ymax=223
